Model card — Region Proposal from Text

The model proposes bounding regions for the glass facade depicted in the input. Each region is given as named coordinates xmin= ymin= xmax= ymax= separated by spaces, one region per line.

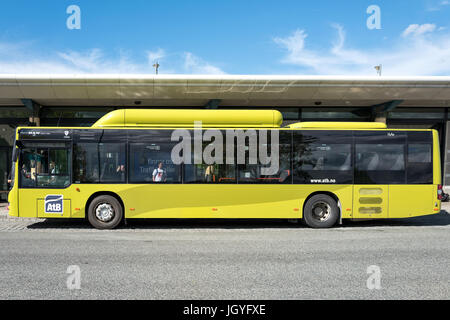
xmin=0 ymin=124 xmax=18 ymax=199
xmin=388 ymin=108 xmax=445 ymax=120
xmin=41 ymin=107 xmax=114 ymax=127
xmin=0 ymin=107 xmax=30 ymax=119
xmin=301 ymin=107 xmax=372 ymax=121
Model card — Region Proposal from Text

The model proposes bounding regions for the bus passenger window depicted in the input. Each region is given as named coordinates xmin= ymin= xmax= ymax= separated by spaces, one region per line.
xmin=407 ymin=143 xmax=432 ymax=184
xmin=293 ymin=131 xmax=353 ymax=184
xmin=237 ymin=131 xmax=291 ymax=184
xmin=19 ymin=149 xmax=36 ymax=187
xmin=182 ymin=130 xmax=236 ymax=184
xmin=73 ymin=143 xmax=99 ymax=183
xmin=99 ymin=143 xmax=126 ymax=183
xmin=129 ymin=143 xmax=181 ymax=183
xmin=355 ymin=144 xmax=405 ymax=184
xmin=184 ymin=163 xmax=236 ymax=183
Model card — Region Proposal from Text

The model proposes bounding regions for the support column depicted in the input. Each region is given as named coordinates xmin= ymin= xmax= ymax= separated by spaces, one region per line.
xmin=21 ymin=99 xmax=41 ymax=126
xmin=204 ymin=99 xmax=221 ymax=109
xmin=371 ymin=100 xmax=403 ymax=123
xmin=28 ymin=115 xmax=40 ymax=126
xmin=374 ymin=113 xmax=387 ymax=124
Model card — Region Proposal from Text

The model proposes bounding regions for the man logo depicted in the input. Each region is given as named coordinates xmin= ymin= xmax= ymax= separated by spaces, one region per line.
xmin=64 ymin=130 xmax=69 ymax=136
xmin=45 ymin=195 xmax=64 ymax=214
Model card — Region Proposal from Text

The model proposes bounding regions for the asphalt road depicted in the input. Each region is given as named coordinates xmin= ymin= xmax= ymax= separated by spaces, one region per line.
xmin=0 ymin=203 xmax=449 ymax=300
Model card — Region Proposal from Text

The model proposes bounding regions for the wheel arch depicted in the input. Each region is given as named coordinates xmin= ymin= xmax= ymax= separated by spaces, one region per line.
xmin=302 ymin=191 xmax=342 ymax=223
xmin=85 ymin=191 xmax=125 ymax=220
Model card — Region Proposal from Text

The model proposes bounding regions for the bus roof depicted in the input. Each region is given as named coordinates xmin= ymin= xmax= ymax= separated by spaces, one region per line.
xmin=287 ymin=122 xmax=388 ymax=129
xmin=92 ymin=109 xmax=283 ymax=128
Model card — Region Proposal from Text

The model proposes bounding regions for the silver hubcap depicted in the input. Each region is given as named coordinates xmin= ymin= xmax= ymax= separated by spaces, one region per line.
xmin=95 ymin=203 xmax=115 ymax=222
xmin=311 ymin=201 xmax=331 ymax=222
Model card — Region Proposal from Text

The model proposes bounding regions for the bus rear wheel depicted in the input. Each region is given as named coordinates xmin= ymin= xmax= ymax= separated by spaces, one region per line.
xmin=87 ymin=195 xmax=123 ymax=229
xmin=303 ymin=194 xmax=339 ymax=228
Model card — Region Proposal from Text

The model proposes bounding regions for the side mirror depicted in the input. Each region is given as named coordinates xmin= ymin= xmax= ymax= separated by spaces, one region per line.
xmin=12 ymin=147 xmax=18 ymax=162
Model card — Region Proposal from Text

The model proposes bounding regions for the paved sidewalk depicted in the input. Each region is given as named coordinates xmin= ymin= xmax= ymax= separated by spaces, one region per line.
xmin=0 ymin=202 xmax=44 ymax=226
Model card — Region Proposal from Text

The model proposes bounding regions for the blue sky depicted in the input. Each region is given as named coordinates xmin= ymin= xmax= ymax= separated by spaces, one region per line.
xmin=0 ymin=0 xmax=449 ymax=75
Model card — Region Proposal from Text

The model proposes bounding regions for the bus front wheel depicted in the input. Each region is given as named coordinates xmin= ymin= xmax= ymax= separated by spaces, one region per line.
xmin=303 ymin=194 xmax=339 ymax=228
xmin=87 ymin=195 xmax=123 ymax=229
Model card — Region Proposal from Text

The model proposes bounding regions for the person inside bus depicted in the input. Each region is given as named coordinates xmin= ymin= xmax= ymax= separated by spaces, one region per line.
xmin=49 ymin=161 xmax=58 ymax=174
xmin=152 ymin=162 xmax=166 ymax=182
xmin=204 ymin=164 xmax=215 ymax=182
xmin=36 ymin=149 xmax=47 ymax=175
xmin=116 ymin=164 xmax=126 ymax=181
xmin=20 ymin=164 xmax=34 ymax=187
xmin=21 ymin=164 xmax=28 ymax=179
xmin=30 ymin=159 xmax=36 ymax=180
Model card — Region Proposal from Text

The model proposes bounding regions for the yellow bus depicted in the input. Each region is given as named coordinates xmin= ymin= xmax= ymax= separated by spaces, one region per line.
xmin=7 ymin=109 xmax=442 ymax=229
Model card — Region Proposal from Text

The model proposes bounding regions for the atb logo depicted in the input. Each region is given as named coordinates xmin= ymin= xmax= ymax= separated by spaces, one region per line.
xmin=45 ymin=195 xmax=63 ymax=214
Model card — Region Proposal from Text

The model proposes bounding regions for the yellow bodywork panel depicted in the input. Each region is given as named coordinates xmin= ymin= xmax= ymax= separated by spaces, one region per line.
xmin=13 ymin=184 xmax=354 ymax=219
xmin=388 ymin=185 xmax=435 ymax=218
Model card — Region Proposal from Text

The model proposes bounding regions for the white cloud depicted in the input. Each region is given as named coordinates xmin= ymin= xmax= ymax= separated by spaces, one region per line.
xmin=0 ymin=43 xmax=225 ymax=74
xmin=147 ymin=48 xmax=165 ymax=64
xmin=426 ymin=0 xmax=450 ymax=11
xmin=274 ymin=24 xmax=450 ymax=75
xmin=183 ymin=52 xmax=226 ymax=74
xmin=402 ymin=24 xmax=436 ymax=37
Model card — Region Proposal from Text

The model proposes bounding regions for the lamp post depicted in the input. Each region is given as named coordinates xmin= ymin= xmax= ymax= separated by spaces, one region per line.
xmin=374 ymin=64 xmax=382 ymax=76
xmin=153 ymin=62 xmax=160 ymax=75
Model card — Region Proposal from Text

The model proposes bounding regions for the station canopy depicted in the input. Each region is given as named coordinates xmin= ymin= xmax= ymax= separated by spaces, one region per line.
xmin=0 ymin=74 xmax=449 ymax=108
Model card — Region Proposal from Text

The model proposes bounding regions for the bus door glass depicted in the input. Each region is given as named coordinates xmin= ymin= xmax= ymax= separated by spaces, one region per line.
xmin=388 ymin=131 xmax=434 ymax=218
xmin=354 ymin=131 xmax=406 ymax=218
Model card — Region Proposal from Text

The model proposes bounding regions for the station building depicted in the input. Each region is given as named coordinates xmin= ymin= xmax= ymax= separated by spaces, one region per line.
xmin=1 ymin=74 xmax=450 ymax=199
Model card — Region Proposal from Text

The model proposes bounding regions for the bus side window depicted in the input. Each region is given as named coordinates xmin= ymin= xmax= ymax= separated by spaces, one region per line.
xmin=99 ymin=143 xmax=126 ymax=183
xmin=19 ymin=149 xmax=36 ymax=187
xmin=407 ymin=144 xmax=432 ymax=184
xmin=293 ymin=131 xmax=353 ymax=184
xmin=73 ymin=143 xmax=99 ymax=183
xmin=237 ymin=130 xmax=292 ymax=184
xmin=354 ymin=131 xmax=406 ymax=184
xmin=406 ymin=131 xmax=433 ymax=184
xmin=129 ymin=142 xmax=181 ymax=183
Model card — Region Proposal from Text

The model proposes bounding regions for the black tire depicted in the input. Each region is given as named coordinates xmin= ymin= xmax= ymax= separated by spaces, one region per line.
xmin=302 ymin=194 xmax=339 ymax=228
xmin=87 ymin=195 xmax=123 ymax=229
